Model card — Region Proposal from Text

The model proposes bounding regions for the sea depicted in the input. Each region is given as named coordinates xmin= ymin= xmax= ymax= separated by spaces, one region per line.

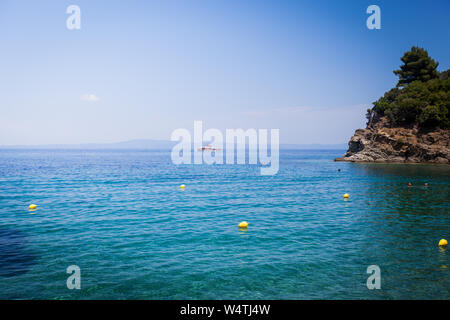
xmin=0 ymin=149 xmax=448 ymax=299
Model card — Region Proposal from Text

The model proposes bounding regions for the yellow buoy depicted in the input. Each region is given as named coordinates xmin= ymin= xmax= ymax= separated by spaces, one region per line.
xmin=238 ymin=221 xmax=249 ymax=228
xmin=179 ymin=184 xmax=185 ymax=189
xmin=29 ymin=204 xmax=37 ymax=210
xmin=439 ymin=239 xmax=448 ymax=247
xmin=343 ymin=193 xmax=349 ymax=198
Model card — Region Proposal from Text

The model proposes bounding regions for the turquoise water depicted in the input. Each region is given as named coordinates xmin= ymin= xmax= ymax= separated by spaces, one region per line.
xmin=0 ymin=149 xmax=448 ymax=300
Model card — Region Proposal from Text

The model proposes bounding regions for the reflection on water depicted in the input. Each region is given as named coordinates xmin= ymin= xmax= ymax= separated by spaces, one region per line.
xmin=353 ymin=162 xmax=450 ymax=180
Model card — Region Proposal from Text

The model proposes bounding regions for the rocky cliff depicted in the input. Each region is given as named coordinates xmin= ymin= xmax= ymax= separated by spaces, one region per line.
xmin=335 ymin=117 xmax=450 ymax=163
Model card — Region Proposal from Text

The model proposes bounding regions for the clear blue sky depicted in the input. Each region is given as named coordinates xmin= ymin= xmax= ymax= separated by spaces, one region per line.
xmin=1 ymin=0 xmax=449 ymax=145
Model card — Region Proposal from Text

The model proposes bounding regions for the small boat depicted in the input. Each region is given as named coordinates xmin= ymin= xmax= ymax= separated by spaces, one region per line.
xmin=198 ymin=144 xmax=221 ymax=151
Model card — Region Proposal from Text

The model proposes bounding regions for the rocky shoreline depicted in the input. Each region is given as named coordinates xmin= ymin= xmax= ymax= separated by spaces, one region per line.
xmin=335 ymin=118 xmax=450 ymax=164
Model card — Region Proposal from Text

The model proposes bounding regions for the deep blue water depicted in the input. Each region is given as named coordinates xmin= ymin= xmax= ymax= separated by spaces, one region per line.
xmin=0 ymin=149 xmax=448 ymax=299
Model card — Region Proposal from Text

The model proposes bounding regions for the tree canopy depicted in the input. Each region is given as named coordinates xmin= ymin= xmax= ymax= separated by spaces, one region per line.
xmin=393 ymin=46 xmax=439 ymax=87
xmin=368 ymin=47 xmax=449 ymax=129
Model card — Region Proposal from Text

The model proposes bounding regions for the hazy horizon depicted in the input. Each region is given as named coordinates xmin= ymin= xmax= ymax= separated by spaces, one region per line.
xmin=0 ymin=137 xmax=347 ymax=149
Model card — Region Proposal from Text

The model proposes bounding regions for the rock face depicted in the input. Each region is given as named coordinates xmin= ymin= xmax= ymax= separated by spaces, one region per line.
xmin=335 ymin=118 xmax=450 ymax=163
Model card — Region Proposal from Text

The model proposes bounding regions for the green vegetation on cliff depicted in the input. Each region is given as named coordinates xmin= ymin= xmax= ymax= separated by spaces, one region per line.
xmin=367 ymin=47 xmax=450 ymax=129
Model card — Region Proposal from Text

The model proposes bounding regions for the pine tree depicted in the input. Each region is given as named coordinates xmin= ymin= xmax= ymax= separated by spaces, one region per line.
xmin=393 ymin=46 xmax=439 ymax=87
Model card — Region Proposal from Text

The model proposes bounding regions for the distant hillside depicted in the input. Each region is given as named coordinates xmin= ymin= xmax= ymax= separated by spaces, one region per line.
xmin=0 ymin=139 xmax=175 ymax=150
xmin=0 ymin=139 xmax=346 ymax=150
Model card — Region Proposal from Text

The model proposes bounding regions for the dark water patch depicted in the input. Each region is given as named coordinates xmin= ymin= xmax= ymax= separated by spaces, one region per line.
xmin=0 ymin=227 xmax=38 ymax=277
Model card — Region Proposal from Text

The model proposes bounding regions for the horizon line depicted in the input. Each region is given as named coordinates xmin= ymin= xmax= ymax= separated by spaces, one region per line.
xmin=0 ymin=138 xmax=348 ymax=150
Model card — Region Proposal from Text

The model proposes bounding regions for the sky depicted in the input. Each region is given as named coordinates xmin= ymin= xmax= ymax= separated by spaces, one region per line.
xmin=0 ymin=0 xmax=449 ymax=145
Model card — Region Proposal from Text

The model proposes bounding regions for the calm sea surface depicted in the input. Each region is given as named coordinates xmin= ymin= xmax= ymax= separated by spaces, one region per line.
xmin=0 ymin=149 xmax=448 ymax=299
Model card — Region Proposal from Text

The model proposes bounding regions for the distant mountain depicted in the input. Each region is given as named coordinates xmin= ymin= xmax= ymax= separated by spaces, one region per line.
xmin=0 ymin=139 xmax=347 ymax=150
xmin=280 ymin=143 xmax=347 ymax=150
xmin=0 ymin=139 xmax=175 ymax=150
